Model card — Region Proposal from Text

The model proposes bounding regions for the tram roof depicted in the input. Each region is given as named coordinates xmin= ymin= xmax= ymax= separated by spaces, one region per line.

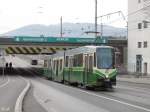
xmin=65 ymin=45 xmax=113 ymax=56
xmin=51 ymin=45 xmax=114 ymax=58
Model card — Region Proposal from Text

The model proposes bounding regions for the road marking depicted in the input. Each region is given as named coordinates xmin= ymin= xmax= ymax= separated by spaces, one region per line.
xmin=15 ymin=76 xmax=30 ymax=112
xmin=1 ymin=107 xmax=10 ymax=111
xmin=78 ymin=89 xmax=150 ymax=112
xmin=0 ymin=76 xmax=10 ymax=88
xmin=38 ymin=78 xmax=150 ymax=111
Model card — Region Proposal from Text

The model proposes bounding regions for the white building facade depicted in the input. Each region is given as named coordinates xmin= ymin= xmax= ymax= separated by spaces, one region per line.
xmin=128 ymin=0 xmax=150 ymax=75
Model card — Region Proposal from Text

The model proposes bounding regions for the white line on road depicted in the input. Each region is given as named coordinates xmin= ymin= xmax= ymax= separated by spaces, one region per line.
xmin=15 ymin=76 xmax=31 ymax=112
xmin=0 ymin=76 xmax=10 ymax=88
xmin=1 ymin=107 xmax=10 ymax=112
xmin=78 ymin=89 xmax=150 ymax=112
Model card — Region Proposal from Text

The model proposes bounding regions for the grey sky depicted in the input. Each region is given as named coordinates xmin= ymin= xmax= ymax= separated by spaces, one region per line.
xmin=0 ymin=0 xmax=127 ymax=34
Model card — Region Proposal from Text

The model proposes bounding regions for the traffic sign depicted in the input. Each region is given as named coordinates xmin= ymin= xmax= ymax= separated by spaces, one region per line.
xmin=14 ymin=36 xmax=108 ymax=44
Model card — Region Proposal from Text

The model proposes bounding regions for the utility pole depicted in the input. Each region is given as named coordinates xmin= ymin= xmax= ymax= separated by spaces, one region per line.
xmin=100 ymin=15 xmax=103 ymax=39
xmin=60 ymin=16 xmax=63 ymax=37
xmin=95 ymin=0 xmax=97 ymax=38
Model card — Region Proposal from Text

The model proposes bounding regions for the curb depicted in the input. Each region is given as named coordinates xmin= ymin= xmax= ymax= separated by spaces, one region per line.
xmin=15 ymin=78 xmax=31 ymax=112
xmin=117 ymin=79 xmax=150 ymax=85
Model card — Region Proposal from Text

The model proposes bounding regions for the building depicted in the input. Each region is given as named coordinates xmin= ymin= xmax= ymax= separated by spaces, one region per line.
xmin=128 ymin=0 xmax=150 ymax=75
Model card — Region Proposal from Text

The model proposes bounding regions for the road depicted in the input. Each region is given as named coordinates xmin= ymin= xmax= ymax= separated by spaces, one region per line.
xmin=1 ymin=55 xmax=150 ymax=112
xmin=0 ymin=75 xmax=27 ymax=112
xmin=21 ymin=75 xmax=150 ymax=112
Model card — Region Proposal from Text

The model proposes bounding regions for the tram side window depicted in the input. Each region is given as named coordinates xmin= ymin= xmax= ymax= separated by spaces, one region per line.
xmin=65 ymin=56 xmax=69 ymax=67
xmin=69 ymin=57 xmax=74 ymax=67
xmin=49 ymin=59 xmax=52 ymax=69
xmin=53 ymin=61 xmax=55 ymax=69
xmin=73 ymin=54 xmax=83 ymax=67
xmin=52 ymin=61 xmax=54 ymax=70
xmin=60 ymin=59 xmax=63 ymax=70
xmin=73 ymin=55 xmax=77 ymax=67
xmin=53 ymin=60 xmax=56 ymax=71
xmin=78 ymin=54 xmax=83 ymax=67
xmin=89 ymin=55 xmax=93 ymax=71
xmin=44 ymin=60 xmax=47 ymax=67
xmin=55 ymin=60 xmax=57 ymax=70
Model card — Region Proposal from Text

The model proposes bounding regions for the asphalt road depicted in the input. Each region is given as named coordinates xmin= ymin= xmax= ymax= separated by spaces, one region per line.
xmin=2 ymin=56 xmax=150 ymax=112
xmin=23 ymin=76 xmax=150 ymax=112
xmin=0 ymin=76 xmax=8 ymax=86
xmin=0 ymin=75 xmax=27 ymax=112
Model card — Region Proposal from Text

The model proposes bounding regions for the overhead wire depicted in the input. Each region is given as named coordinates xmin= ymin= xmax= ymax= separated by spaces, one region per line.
xmin=100 ymin=3 xmax=150 ymax=25
xmin=99 ymin=3 xmax=150 ymax=36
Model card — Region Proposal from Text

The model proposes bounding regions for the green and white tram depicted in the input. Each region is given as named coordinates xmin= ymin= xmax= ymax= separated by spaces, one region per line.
xmin=43 ymin=45 xmax=117 ymax=88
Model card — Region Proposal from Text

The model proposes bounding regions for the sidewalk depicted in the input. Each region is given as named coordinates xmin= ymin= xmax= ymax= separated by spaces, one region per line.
xmin=117 ymin=74 xmax=150 ymax=85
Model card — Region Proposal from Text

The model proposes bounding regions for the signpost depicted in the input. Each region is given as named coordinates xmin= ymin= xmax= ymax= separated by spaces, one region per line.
xmin=14 ymin=36 xmax=108 ymax=44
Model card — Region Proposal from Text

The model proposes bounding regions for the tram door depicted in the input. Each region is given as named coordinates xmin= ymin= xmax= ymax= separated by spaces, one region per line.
xmin=84 ymin=54 xmax=89 ymax=84
xmin=89 ymin=55 xmax=93 ymax=72
xmin=136 ymin=55 xmax=142 ymax=73
xmin=69 ymin=56 xmax=73 ymax=82
xmin=84 ymin=54 xmax=93 ymax=84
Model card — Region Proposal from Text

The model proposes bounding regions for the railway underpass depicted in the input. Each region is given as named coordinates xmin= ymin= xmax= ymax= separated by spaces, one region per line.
xmin=0 ymin=36 xmax=127 ymax=73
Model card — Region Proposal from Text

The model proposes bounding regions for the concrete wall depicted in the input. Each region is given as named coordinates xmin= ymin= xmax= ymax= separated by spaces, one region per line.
xmin=128 ymin=0 xmax=150 ymax=75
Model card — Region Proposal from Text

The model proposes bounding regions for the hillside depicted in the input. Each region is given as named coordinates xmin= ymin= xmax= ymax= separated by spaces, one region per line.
xmin=1 ymin=23 xmax=126 ymax=37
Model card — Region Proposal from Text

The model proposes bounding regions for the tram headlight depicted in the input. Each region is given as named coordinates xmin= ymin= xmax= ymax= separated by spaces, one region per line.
xmin=106 ymin=75 xmax=109 ymax=78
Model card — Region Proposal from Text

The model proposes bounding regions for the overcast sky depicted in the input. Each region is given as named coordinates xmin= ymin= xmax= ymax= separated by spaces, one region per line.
xmin=0 ymin=0 xmax=127 ymax=34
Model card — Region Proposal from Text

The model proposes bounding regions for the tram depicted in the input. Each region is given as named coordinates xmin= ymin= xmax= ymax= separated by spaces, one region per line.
xmin=43 ymin=45 xmax=118 ymax=89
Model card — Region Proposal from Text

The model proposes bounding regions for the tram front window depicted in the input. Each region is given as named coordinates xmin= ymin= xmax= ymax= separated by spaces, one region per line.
xmin=96 ymin=48 xmax=114 ymax=69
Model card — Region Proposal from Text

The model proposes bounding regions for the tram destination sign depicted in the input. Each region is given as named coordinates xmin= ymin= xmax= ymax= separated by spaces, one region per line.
xmin=14 ymin=36 xmax=107 ymax=44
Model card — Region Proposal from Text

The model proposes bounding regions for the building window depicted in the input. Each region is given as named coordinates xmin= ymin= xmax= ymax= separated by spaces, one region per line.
xmin=138 ymin=23 xmax=142 ymax=29
xmin=144 ymin=41 xmax=148 ymax=48
xmin=138 ymin=42 xmax=142 ymax=48
xmin=138 ymin=0 xmax=141 ymax=3
xmin=143 ymin=22 xmax=148 ymax=28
